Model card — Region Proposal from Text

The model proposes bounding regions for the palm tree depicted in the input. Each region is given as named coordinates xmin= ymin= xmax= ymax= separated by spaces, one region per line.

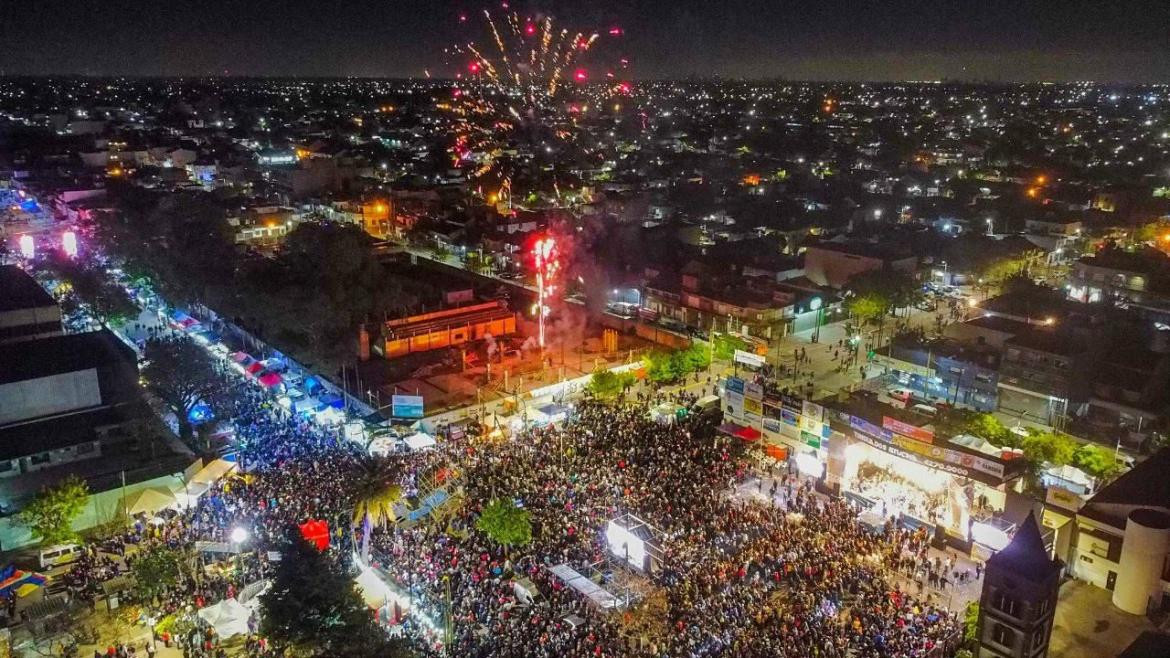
xmin=349 ymin=455 xmax=405 ymax=563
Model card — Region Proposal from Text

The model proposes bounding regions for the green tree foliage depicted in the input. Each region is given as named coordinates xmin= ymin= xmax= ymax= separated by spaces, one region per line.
xmin=261 ymin=532 xmax=411 ymax=657
xmin=18 ymin=475 xmax=89 ymax=546
xmin=587 ymin=370 xmax=633 ymax=400
xmin=642 ymin=349 xmax=678 ymax=383
xmin=642 ymin=344 xmax=710 ymax=383
xmin=1021 ymin=431 xmax=1078 ymax=468
xmin=845 ymin=292 xmax=889 ymax=325
xmin=350 ymin=456 xmax=405 ymax=531
xmin=142 ymin=336 xmax=225 ymax=444
xmin=845 ymin=267 xmax=922 ymax=318
xmin=475 ymin=498 xmax=533 ymax=548
xmin=35 ymin=253 xmax=138 ymax=326
xmin=963 ymin=601 xmax=980 ymax=645
xmin=93 ymin=189 xmax=415 ymax=371
xmin=1072 ymin=444 xmax=1124 ymax=482
xmin=712 ymin=333 xmax=750 ymax=361
xmin=131 ymin=546 xmax=183 ymax=601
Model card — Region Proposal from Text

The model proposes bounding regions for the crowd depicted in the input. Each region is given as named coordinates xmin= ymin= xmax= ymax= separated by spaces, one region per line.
xmin=58 ymin=358 xmax=963 ymax=657
xmin=367 ymin=401 xmax=961 ymax=657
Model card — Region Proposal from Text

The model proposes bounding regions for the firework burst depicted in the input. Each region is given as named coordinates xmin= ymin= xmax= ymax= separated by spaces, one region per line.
xmin=438 ymin=5 xmax=631 ymax=183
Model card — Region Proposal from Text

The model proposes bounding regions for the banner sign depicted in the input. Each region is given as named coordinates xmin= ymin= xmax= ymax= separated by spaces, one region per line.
xmin=724 ymin=376 xmax=745 ymax=394
xmin=734 ymin=349 xmax=766 ymax=368
xmin=391 ymin=394 xmax=425 ymax=418
xmin=882 ymin=416 xmax=934 ymax=444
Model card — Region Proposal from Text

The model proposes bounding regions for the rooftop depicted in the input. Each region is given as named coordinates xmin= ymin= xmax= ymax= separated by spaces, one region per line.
xmin=0 ymin=329 xmax=136 ymax=386
xmin=986 ymin=512 xmax=1062 ymax=580
xmin=0 ymin=265 xmax=55 ymax=312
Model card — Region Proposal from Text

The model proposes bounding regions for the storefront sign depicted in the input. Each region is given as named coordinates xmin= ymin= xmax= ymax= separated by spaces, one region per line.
xmin=781 ymin=409 xmax=798 ymax=426
xmin=725 ymin=392 xmax=745 ymax=418
xmin=725 ymin=376 xmax=745 ymax=394
xmin=734 ymin=349 xmax=766 ymax=368
xmin=745 ymin=381 xmax=764 ymax=400
xmin=779 ymin=394 xmax=803 ymax=414
xmin=801 ymin=430 xmax=822 ymax=449
xmin=802 ymin=400 xmax=824 ymax=424
xmin=882 ymin=416 xmax=934 ymax=444
xmin=744 ymin=397 xmax=763 ymax=416
xmin=1045 ymin=485 xmax=1082 ymax=513
xmin=763 ymin=417 xmax=782 ymax=433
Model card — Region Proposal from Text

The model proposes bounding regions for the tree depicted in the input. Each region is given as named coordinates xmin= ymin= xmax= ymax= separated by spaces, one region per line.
xmin=1021 ymin=430 xmax=1078 ymax=468
xmin=963 ymin=601 xmax=980 ymax=646
xmin=587 ymin=370 xmax=623 ymax=400
xmin=142 ymin=336 xmax=225 ymax=445
xmin=642 ymin=349 xmax=679 ymax=383
xmin=1072 ymin=444 xmax=1124 ymax=482
xmin=131 ymin=546 xmax=183 ymax=601
xmin=476 ymin=498 xmax=532 ymax=548
xmin=712 ymin=334 xmax=749 ymax=361
xmin=845 ymin=292 xmax=888 ymax=325
xmin=261 ymin=532 xmax=410 ymax=657
xmin=18 ymin=475 xmax=89 ymax=546
xmin=350 ymin=456 xmax=404 ymax=562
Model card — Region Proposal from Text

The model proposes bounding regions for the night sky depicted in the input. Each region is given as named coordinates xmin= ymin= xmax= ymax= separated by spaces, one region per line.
xmin=7 ymin=0 xmax=1170 ymax=82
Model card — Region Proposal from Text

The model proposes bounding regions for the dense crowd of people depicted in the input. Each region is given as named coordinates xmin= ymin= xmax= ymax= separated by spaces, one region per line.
xmin=60 ymin=360 xmax=963 ymax=657
xmin=367 ymin=401 xmax=962 ymax=657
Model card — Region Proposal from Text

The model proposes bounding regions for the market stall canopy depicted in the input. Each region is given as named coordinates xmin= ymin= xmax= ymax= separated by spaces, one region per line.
xmin=244 ymin=362 xmax=265 ymax=377
xmin=121 ymin=487 xmax=177 ymax=516
xmin=197 ymin=598 xmax=251 ymax=638
xmin=404 ymin=432 xmax=437 ymax=451
xmin=186 ymin=457 xmax=238 ymax=497
xmin=257 ymin=372 xmax=283 ymax=389
xmin=229 ymin=351 xmax=251 ymax=364
xmin=718 ymin=422 xmax=761 ymax=442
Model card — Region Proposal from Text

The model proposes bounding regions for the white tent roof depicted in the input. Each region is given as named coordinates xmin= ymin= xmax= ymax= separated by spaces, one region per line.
xmin=197 ymin=598 xmax=250 ymax=638
xmin=404 ymin=432 xmax=437 ymax=451
xmin=122 ymin=487 xmax=177 ymax=516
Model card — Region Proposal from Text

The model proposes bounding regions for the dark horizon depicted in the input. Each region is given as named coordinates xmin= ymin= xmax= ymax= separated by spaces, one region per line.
xmin=7 ymin=0 xmax=1170 ymax=83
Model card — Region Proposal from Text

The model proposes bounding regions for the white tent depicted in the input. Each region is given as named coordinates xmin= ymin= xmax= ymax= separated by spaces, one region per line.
xmin=186 ymin=458 xmax=239 ymax=498
xmin=121 ymin=487 xmax=177 ymax=516
xmin=404 ymin=432 xmax=437 ymax=451
xmin=197 ymin=598 xmax=251 ymax=638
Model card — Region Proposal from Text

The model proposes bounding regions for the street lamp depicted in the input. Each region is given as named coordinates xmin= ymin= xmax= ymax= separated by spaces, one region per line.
xmin=985 ymin=218 xmax=994 ymax=235
xmin=231 ymin=526 xmax=248 ymax=544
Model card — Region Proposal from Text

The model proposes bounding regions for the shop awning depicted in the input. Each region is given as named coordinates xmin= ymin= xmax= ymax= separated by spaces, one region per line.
xmin=244 ymin=362 xmax=264 ymax=377
xmin=718 ymin=422 xmax=761 ymax=442
xmin=257 ymin=372 xmax=283 ymax=389
xmin=230 ymin=351 xmax=251 ymax=364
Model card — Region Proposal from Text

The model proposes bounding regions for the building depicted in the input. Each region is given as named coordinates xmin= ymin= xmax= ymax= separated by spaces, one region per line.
xmin=1068 ymin=248 xmax=1170 ymax=327
xmin=801 ymin=240 xmax=917 ymax=289
xmin=0 ymin=330 xmax=141 ymax=473
xmin=997 ymin=328 xmax=1091 ymax=427
xmin=0 ymin=265 xmax=63 ymax=345
xmin=976 ymin=513 xmax=1062 ymax=658
xmin=1070 ymin=448 xmax=1170 ymax=615
xmin=377 ymin=301 xmax=517 ymax=359
xmin=880 ymin=335 xmax=1002 ymax=411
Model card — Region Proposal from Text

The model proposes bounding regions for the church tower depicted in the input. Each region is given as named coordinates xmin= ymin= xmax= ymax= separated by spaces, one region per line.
xmin=976 ymin=512 xmax=1062 ymax=658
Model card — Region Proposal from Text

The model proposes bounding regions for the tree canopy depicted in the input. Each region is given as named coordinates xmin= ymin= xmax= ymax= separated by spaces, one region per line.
xmin=18 ymin=475 xmax=89 ymax=546
xmin=261 ymin=532 xmax=411 ymax=657
xmin=587 ymin=369 xmax=635 ymax=400
xmin=476 ymin=498 xmax=533 ymax=548
xmin=142 ymin=336 xmax=225 ymax=445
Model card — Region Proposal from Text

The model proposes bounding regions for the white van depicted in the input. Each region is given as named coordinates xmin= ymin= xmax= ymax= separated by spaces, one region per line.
xmin=910 ymin=403 xmax=938 ymax=418
xmin=38 ymin=543 xmax=82 ymax=569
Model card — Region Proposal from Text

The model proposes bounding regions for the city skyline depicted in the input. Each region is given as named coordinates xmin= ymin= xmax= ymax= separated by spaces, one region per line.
xmin=7 ymin=0 xmax=1170 ymax=82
